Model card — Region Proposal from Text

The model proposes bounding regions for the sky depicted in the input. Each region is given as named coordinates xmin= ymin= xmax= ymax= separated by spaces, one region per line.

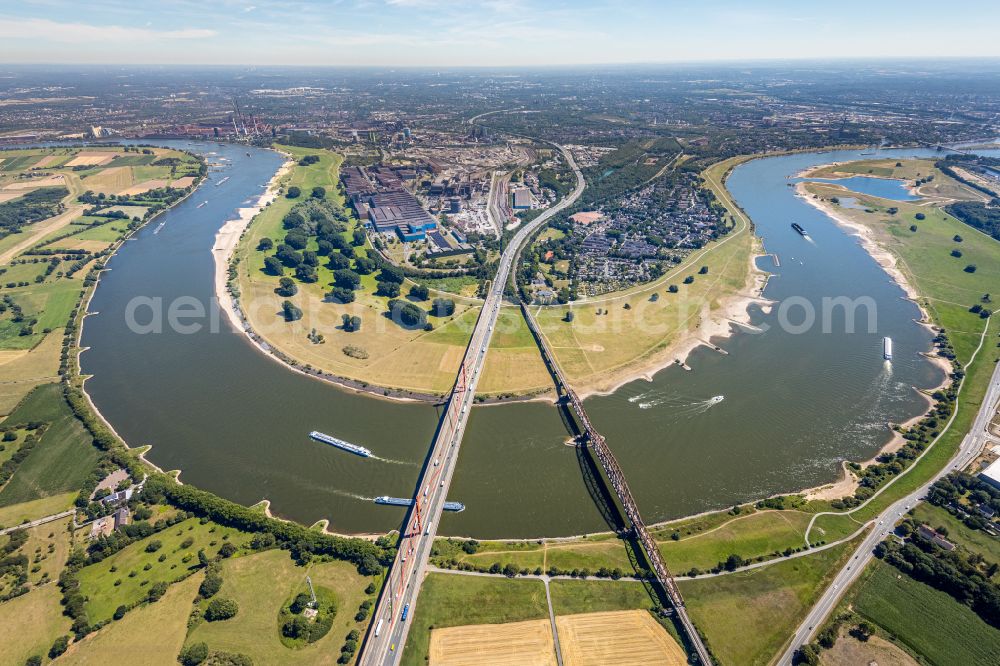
xmin=2 ymin=0 xmax=1000 ymax=67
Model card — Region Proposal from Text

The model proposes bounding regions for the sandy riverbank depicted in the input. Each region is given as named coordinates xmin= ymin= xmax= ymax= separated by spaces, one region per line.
xmin=213 ymin=157 xmax=293 ymax=333
xmin=573 ymin=236 xmax=773 ymax=400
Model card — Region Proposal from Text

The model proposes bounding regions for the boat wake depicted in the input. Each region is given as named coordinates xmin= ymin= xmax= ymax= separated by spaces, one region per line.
xmin=331 ymin=489 xmax=375 ymax=502
xmin=635 ymin=392 xmax=725 ymax=414
xmin=370 ymin=455 xmax=415 ymax=466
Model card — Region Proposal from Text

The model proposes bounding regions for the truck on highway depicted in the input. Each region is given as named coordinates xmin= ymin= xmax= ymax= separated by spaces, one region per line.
xmin=375 ymin=618 xmax=384 ymax=637
xmin=401 ymin=604 xmax=410 ymax=621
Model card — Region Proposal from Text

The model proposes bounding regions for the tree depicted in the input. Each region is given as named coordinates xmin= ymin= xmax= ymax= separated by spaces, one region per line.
xmin=24 ymin=657 xmax=42 ymax=666
xmin=683 ymin=275 xmax=694 ymax=284
xmin=264 ymin=256 xmax=284 ymax=276
xmin=295 ymin=264 xmax=317 ymax=283
xmin=286 ymin=186 xmax=301 ymax=199
xmin=290 ymin=592 xmax=312 ymax=614
xmin=200 ymin=568 xmax=223 ymax=598
xmin=564 ymin=311 xmax=575 ymax=322
xmin=113 ymin=604 xmax=127 ymax=620
xmin=387 ymin=300 xmax=427 ymax=328
xmin=311 ymin=186 xmax=326 ymax=199
xmin=723 ymin=553 xmax=744 ymax=571
xmin=965 ymin=264 xmax=978 ymax=273
xmin=668 ymin=284 xmax=679 ymax=293
xmin=503 ymin=563 xmax=518 ymax=578
xmin=698 ymin=265 xmax=709 ymax=274
xmin=352 ymin=228 xmax=366 ymax=246
xmin=329 ymin=287 xmax=356 ymax=304
xmin=952 ymin=249 xmax=963 ymax=258
xmin=909 ymin=224 xmax=918 ymax=232
xmin=328 ymin=252 xmax=350 ymax=270
xmin=284 ymin=231 xmax=308 ymax=250
xmin=49 ymin=636 xmax=70 ymax=659
xmin=179 ymin=642 xmax=209 ymax=666
xmin=954 ymin=234 xmax=964 ymax=242
xmin=333 ymin=269 xmax=361 ymax=290
xmin=276 ymin=245 xmax=303 ymax=268
xmin=915 ymin=212 xmax=926 ymax=220
xmin=147 ymin=581 xmax=169 ymax=601
xmin=277 ymin=277 xmax=298 ymax=297
xmin=205 ymin=598 xmax=239 ymax=621
xmin=431 ymin=298 xmax=456 ymax=317
xmin=409 ymin=284 xmax=429 ymax=301
xmin=342 ymin=314 xmax=362 ymax=332
xmin=794 ymin=644 xmax=820 ymax=665
xmin=282 ymin=300 xmax=303 ymax=322
xmin=283 ymin=615 xmax=310 ymax=638
xmin=257 ymin=237 xmax=273 ymax=251
xmin=852 ymin=620 xmax=876 ymax=641
xmin=354 ymin=256 xmax=376 ymax=274
xmin=146 ymin=540 xmax=163 ymax=553
xmin=376 ymin=281 xmax=400 ymax=298
xmin=378 ymin=265 xmax=405 ymax=284
xmin=218 ymin=542 xmax=237 ymax=558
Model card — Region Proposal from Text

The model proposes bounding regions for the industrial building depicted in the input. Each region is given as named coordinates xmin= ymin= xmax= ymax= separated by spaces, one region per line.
xmin=340 ymin=165 xmax=438 ymax=241
xmin=980 ymin=457 xmax=1000 ymax=489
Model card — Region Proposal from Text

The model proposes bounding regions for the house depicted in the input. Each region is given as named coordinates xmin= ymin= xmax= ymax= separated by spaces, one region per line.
xmin=916 ymin=524 xmax=955 ymax=551
xmin=113 ymin=507 xmax=130 ymax=530
xmin=89 ymin=516 xmax=114 ymax=540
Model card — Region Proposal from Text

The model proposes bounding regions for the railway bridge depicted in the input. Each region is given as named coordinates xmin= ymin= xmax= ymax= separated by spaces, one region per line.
xmin=520 ymin=302 xmax=714 ymax=666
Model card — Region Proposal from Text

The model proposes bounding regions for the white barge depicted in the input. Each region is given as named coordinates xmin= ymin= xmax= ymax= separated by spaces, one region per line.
xmin=308 ymin=431 xmax=372 ymax=458
xmin=374 ymin=496 xmax=465 ymax=512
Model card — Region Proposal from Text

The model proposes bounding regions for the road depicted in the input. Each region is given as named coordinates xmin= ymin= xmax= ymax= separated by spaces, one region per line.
xmin=0 ymin=509 xmax=75 ymax=536
xmin=359 ymin=140 xmax=585 ymax=666
xmin=777 ymin=320 xmax=1000 ymax=665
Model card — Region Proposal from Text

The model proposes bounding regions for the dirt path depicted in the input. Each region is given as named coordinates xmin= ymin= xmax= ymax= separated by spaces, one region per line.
xmin=0 ymin=205 xmax=83 ymax=264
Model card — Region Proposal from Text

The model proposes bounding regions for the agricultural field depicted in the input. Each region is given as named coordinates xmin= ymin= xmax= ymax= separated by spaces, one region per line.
xmin=0 ymin=582 xmax=72 ymax=666
xmin=548 ymin=578 xmax=654 ymax=615
xmin=76 ymin=517 xmax=252 ymax=624
xmin=184 ymin=548 xmax=375 ymax=664
xmin=0 ymin=383 xmax=98 ymax=507
xmin=847 ymin=560 xmax=1000 ymax=666
xmin=62 ymin=573 xmax=203 ymax=665
xmin=556 ymin=610 xmax=686 ymax=666
xmin=401 ymin=573 xmax=550 ymax=666
xmin=0 ymin=491 xmax=75 ymax=528
xmin=429 ymin=618 xmax=557 ymax=666
xmin=678 ymin=539 xmax=855 ymax=666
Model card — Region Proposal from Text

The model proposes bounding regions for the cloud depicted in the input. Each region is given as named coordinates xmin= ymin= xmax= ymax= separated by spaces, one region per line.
xmin=0 ymin=16 xmax=216 ymax=43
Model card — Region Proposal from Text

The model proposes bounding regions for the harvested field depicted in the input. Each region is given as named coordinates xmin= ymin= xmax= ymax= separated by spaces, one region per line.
xmin=65 ymin=152 xmax=115 ymax=167
xmin=33 ymin=155 xmax=62 ymax=168
xmin=429 ymin=618 xmax=556 ymax=666
xmin=0 ymin=191 xmax=24 ymax=203
xmin=556 ymin=610 xmax=686 ymax=666
xmin=171 ymin=176 xmax=196 ymax=188
xmin=82 ymin=166 xmax=132 ymax=193
xmin=118 ymin=179 xmax=167 ymax=196
xmin=2 ymin=175 xmax=64 ymax=190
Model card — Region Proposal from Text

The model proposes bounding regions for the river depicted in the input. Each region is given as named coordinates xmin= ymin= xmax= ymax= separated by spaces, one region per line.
xmin=81 ymin=142 xmax=983 ymax=538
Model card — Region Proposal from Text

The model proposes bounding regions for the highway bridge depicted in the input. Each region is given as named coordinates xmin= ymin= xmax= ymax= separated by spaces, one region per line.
xmin=520 ymin=302 xmax=714 ymax=665
xmin=358 ymin=141 xmax=586 ymax=666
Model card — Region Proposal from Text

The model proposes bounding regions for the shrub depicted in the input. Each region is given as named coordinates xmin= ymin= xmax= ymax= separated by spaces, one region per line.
xmin=312 ymin=186 xmax=326 ymax=199
xmin=199 ymin=567 xmax=223 ymax=598
xmin=283 ymin=615 xmax=310 ymax=638
xmin=148 ymin=581 xmax=169 ymax=601
xmin=286 ymin=186 xmax=301 ymax=199
xmin=178 ymin=642 xmax=209 ymax=666
xmin=218 ymin=542 xmax=237 ymax=558
xmin=205 ymin=597 xmax=239 ymax=621
xmin=113 ymin=605 xmax=127 ymax=620
xmin=431 ymin=298 xmax=455 ymax=317
xmin=409 ymin=284 xmax=429 ymax=301
xmin=48 ymin=636 xmax=69 ymax=659
xmin=145 ymin=540 xmax=162 ymax=553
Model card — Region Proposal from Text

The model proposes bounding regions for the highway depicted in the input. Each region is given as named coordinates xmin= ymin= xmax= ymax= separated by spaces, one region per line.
xmin=359 ymin=139 xmax=585 ymax=666
xmin=777 ymin=321 xmax=1000 ymax=665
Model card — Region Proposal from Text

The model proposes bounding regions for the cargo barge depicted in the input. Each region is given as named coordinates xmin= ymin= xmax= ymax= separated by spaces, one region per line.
xmin=374 ymin=496 xmax=465 ymax=512
xmin=883 ymin=336 xmax=893 ymax=361
xmin=791 ymin=222 xmax=809 ymax=238
xmin=308 ymin=431 xmax=372 ymax=458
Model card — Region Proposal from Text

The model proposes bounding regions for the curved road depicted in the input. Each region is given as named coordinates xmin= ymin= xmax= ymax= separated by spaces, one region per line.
xmin=359 ymin=138 xmax=585 ymax=665
xmin=778 ymin=318 xmax=1000 ymax=664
